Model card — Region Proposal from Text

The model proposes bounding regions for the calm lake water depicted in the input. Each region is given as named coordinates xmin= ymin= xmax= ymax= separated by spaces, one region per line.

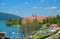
xmin=0 ymin=21 xmax=23 ymax=38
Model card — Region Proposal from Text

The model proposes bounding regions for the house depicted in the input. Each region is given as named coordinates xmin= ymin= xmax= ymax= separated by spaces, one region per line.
xmin=50 ymin=24 xmax=59 ymax=30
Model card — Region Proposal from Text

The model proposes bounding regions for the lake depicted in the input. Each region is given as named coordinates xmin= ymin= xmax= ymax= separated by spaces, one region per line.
xmin=0 ymin=21 xmax=23 ymax=38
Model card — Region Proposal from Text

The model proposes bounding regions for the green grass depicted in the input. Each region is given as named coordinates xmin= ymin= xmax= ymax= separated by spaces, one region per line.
xmin=30 ymin=31 xmax=37 ymax=36
xmin=33 ymin=30 xmax=59 ymax=39
xmin=32 ymin=34 xmax=48 ymax=39
xmin=58 ymin=33 xmax=60 ymax=39
xmin=42 ymin=29 xmax=49 ymax=32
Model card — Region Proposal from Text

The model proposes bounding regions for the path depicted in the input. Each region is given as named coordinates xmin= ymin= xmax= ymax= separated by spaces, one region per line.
xmin=45 ymin=31 xmax=60 ymax=39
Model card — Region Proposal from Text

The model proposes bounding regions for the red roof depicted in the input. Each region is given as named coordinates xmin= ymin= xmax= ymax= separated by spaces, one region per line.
xmin=37 ymin=17 xmax=46 ymax=21
xmin=23 ymin=18 xmax=28 ymax=20
xmin=23 ymin=17 xmax=46 ymax=21
xmin=50 ymin=24 xmax=58 ymax=27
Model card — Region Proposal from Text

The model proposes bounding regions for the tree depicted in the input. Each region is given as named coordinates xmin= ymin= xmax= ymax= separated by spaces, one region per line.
xmin=6 ymin=18 xmax=22 ymax=27
xmin=20 ymin=20 xmax=32 ymax=37
xmin=20 ymin=19 xmax=43 ymax=38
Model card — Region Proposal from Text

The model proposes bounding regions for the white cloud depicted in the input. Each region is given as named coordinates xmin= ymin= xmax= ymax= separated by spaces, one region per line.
xmin=51 ymin=6 xmax=57 ymax=9
xmin=40 ymin=0 xmax=45 ymax=3
xmin=8 ymin=10 xmax=19 ymax=14
xmin=7 ymin=10 xmax=21 ymax=16
xmin=44 ymin=6 xmax=57 ymax=10
xmin=40 ymin=7 xmax=42 ymax=8
xmin=48 ymin=10 xmax=52 ymax=13
xmin=1 ymin=2 xmax=6 ymax=6
xmin=8 ymin=10 xmax=14 ymax=14
xmin=58 ymin=10 xmax=60 ymax=12
xmin=15 ymin=11 xmax=19 ymax=13
xmin=53 ymin=0 xmax=57 ymax=2
xmin=0 ymin=2 xmax=6 ymax=9
xmin=24 ymin=2 xmax=29 ymax=5
xmin=33 ymin=6 xmax=38 ymax=9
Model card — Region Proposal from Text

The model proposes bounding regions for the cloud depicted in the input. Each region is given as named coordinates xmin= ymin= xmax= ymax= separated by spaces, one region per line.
xmin=40 ymin=7 xmax=42 ymax=8
xmin=48 ymin=10 xmax=52 ymax=13
xmin=0 ymin=2 xmax=6 ymax=6
xmin=8 ymin=10 xmax=14 ymax=14
xmin=8 ymin=10 xmax=19 ymax=14
xmin=33 ymin=6 xmax=38 ymax=9
xmin=15 ymin=11 xmax=19 ymax=13
xmin=0 ymin=2 xmax=6 ymax=9
xmin=53 ymin=0 xmax=57 ymax=2
xmin=44 ymin=6 xmax=57 ymax=10
xmin=58 ymin=10 xmax=60 ymax=12
xmin=7 ymin=9 xmax=21 ymax=16
xmin=24 ymin=2 xmax=29 ymax=5
xmin=40 ymin=0 xmax=45 ymax=3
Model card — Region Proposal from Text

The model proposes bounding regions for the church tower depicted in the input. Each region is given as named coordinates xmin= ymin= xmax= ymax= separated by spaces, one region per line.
xmin=32 ymin=13 xmax=34 ymax=17
xmin=32 ymin=12 xmax=37 ymax=18
xmin=35 ymin=12 xmax=37 ymax=18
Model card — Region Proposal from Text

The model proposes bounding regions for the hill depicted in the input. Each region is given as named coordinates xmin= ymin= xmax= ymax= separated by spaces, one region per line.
xmin=0 ymin=12 xmax=22 ymax=21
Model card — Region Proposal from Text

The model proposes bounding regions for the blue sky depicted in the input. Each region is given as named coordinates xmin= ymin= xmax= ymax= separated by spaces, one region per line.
xmin=0 ymin=0 xmax=60 ymax=17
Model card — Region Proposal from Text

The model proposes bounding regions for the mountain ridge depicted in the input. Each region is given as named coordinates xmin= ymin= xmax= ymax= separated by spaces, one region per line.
xmin=0 ymin=12 xmax=22 ymax=21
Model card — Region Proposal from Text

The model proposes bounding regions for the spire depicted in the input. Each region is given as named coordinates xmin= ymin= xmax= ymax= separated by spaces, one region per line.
xmin=32 ymin=12 xmax=37 ymax=17
xmin=35 ymin=12 xmax=37 ymax=17
xmin=32 ymin=13 xmax=34 ymax=17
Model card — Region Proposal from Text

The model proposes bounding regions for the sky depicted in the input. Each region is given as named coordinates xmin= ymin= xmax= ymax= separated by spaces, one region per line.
xmin=0 ymin=0 xmax=60 ymax=17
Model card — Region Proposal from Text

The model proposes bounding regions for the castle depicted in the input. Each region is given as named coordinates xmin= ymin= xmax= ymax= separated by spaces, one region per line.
xmin=23 ymin=13 xmax=46 ymax=22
